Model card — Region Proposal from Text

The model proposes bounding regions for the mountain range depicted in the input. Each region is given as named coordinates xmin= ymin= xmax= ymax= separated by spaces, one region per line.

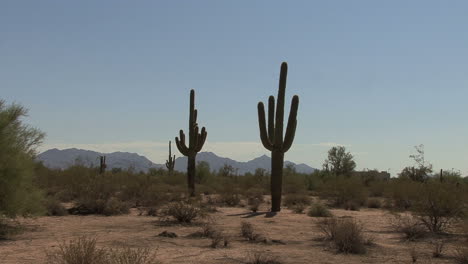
xmin=37 ymin=148 xmax=316 ymax=174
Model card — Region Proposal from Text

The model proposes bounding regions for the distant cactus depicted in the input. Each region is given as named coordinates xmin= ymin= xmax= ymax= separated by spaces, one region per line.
xmin=257 ymin=62 xmax=299 ymax=212
xmin=175 ymin=89 xmax=207 ymax=197
xmin=99 ymin=156 xmax=107 ymax=174
xmin=166 ymin=140 xmax=176 ymax=173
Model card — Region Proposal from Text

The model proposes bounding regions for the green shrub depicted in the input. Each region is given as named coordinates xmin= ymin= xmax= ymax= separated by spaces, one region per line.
xmin=283 ymin=193 xmax=311 ymax=207
xmin=308 ymin=203 xmax=332 ymax=217
xmin=391 ymin=214 xmax=426 ymax=241
xmin=291 ymin=203 xmax=307 ymax=214
xmin=319 ymin=177 xmax=367 ymax=208
xmin=102 ymin=197 xmax=130 ymax=216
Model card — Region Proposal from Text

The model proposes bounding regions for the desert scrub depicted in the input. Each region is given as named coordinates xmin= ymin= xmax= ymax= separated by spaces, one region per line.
xmin=283 ymin=193 xmax=311 ymax=207
xmin=246 ymin=252 xmax=283 ymax=264
xmin=308 ymin=203 xmax=332 ymax=217
xmin=162 ymin=201 xmax=204 ymax=223
xmin=291 ymin=203 xmax=307 ymax=214
xmin=391 ymin=214 xmax=426 ymax=241
xmin=319 ymin=177 xmax=367 ymax=208
xmin=366 ymin=198 xmax=382 ymax=208
xmin=248 ymin=197 xmax=262 ymax=212
xmin=46 ymin=236 xmax=159 ymax=264
xmin=317 ymin=217 xmax=370 ymax=254
xmin=45 ymin=197 xmax=68 ymax=216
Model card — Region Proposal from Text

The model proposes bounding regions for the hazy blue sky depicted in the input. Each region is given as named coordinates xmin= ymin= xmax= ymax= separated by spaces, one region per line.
xmin=2 ymin=1 xmax=468 ymax=176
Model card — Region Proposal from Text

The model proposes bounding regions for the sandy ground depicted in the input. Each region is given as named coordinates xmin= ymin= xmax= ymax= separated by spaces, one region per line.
xmin=0 ymin=204 xmax=465 ymax=264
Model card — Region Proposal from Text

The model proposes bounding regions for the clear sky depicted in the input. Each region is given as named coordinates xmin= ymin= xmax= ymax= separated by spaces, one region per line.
xmin=2 ymin=1 xmax=468 ymax=176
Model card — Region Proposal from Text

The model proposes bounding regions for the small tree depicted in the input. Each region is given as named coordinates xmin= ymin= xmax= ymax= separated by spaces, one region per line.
xmin=323 ymin=146 xmax=356 ymax=177
xmin=399 ymin=144 xmax=432 ymax=182
xmin=0 ymin=100 xmax=45 ymax=216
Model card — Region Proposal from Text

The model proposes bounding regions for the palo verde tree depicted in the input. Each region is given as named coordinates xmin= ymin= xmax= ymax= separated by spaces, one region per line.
xmin=175 ymin=89 xmax=207 ymax=196
xmin=257 ymin=62 xmax=299 ymax=212
xmin=165 ymin=140 xmax=176 ymax=173
xmin=0 ymin=100 xmax=45 ymax=217
xmin=323 ymin=146 xmax=356 ymax=177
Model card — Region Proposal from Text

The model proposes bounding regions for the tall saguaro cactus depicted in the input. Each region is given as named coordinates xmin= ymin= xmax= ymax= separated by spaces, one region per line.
xmin=175 ymin=89 xmax=207 ymax=197
xmin=99 ymin=156 xmax=107 ymax=174
xmin=257 ymin=62 xmax=299 ymax=212
xmin=166 ymin=141 xmax=176 ymax=173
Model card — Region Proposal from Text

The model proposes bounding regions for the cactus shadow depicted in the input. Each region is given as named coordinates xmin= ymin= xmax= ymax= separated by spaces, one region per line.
xmin=226 ymin=211 xmax=277 ymax=218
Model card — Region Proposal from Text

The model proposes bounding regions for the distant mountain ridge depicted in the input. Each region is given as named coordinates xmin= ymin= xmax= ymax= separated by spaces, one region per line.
xmin=37 ymin=148 xmax=316 ymax=174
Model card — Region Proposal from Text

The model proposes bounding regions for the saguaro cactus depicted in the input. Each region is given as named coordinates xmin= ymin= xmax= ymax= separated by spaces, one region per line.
xmin=166 ymin=140 xmax=176 ymax=173
xmin=99 ymin=156 xmax=107 ymax=174
xmin=175 ymin=89 xmax=207 ymax=197
xmin=257 ymin=62 xmax=299 ymax=212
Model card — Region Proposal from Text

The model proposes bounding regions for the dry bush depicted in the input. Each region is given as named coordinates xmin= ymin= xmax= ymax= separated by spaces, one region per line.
xmin=247 ymin=197 xmax=262 ymax=212
xmin=283 ymin=193 xmax=311 ymax=207
xmin=220 ymin=193 xmax=241 ymax=207
xmin=366 ymin=198 xmax=382 ymax=209
xmin=189 ymin=222 xmax=218 ymax=238
xmin=210 ymin=231 xmax=230 ymax=248
xmin=455 ymin=244 xmax=468 ymax=264
xmin=46 ymin=236 xmax=159 ymax=264
xmin=410 ymin=247 xmax=418 ymax=263
xmin=46 ymin=236 xmax=108 ymax=264
xmin=72 ymin=197 xmax=130 ymax=216
xmin=412 ymin=182 xmax=465 ymax=233
xmin=307 ymin=203 xmax=332 ymax=217
xmin=45 ymin=197 xmax=68 ymax=216
xmin=319 ymin=177 xmax=367 ymax=209
xmin=291 ymin=203 xmax=307 ymax=214
xmin=431 ymin=240 xmax=444 ymax=258
xmin=391 ymin=214 xmax=427 ymax=241
xmin=317 ymin=217 xmax=369 ymax=254
xmin=102 ymin=197 xmax=131 ymax=216
xmin=246 ymin=252 xmax=282 ymax=264
xmin=343 ymin=200 xmax=360 ymax=211
xmin=241 ymin=221 xmax=256 ymax=241
xmin=0 ymin=217 xmax=23 ymax=240
xmin=162 ymin=201 xmax=203 ymax=223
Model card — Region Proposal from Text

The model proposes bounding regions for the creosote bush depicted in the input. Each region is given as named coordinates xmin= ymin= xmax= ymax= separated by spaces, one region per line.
xmin=283 ymin=193 xmax=311 ymax=207
xmin=246 ymin=252 xmax=283 ymax=264
xmin=291 ymin=203 xmax=307 ymax=214
xmin=391 ymin=214 xmax=426 ymax=241
xmin=162 ymin=201 xmax=204 ymax=223
xmin=45 ymin=197 xmax=68 ymax=216
xmin=317 ymin=217 xmax=369 ymax=254
xmin=366 ymin=198 xmax=382 ymax=209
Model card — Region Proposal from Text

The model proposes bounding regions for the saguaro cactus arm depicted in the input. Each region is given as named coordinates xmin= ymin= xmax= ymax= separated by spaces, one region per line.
xmin=258 ymin=102 xmax=274 ymax=151
xmin=175 ymin=130 xmax=190 ymax=156
xmin=282 ymin=95 xmax=299 ymax=152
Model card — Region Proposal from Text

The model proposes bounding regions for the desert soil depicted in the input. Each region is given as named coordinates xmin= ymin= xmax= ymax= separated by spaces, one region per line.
xmin=0 ymin=204 xmax=464 ymax=264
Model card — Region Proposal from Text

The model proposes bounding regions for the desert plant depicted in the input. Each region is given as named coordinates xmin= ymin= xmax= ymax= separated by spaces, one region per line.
xmin=241 ymin=221 xmax=257 ymax=241
xmin=323 ymin=146 xmax=356 ymax=177
xmin=291 ymin=203 xmax=307 ymax=214
xmin=46 ymin=236 xmax=109 ymax=264
xmin=319 ymin=176 xmax=367 ymax=209
xmin=163 ymin=201 xmax=202 ymax=223
xmin=317 ymin=217 xmax=368 ymax=254
xmin=210 ymin=231 xmax=229 ymax=248
xmin=165 ymin=141 xmax=176 ymax=173
xmin=410 ymin=247 xmax=418 ymax=263
xmin=45 ymin=197 xmax=68 ymax=216
xmin=248 ymin=197 xmax=262 ymax=212
xmin=308 ymin=203 xmax=332 ymax=217
xmin=175 ymin=89 xmax=207 ymax=197
xmin=391 ymin=214 xmax=427 ymax=241
xmin=283 ymin=193 xmax=311 ymax=207
xmin=257 ymin=62 xmax=299 ymax=212
xmin=102 ymin=197 xmax=130 ymax=216
xmin=455 ymin=245 xmax=468 ymax=264
xmin=366 ymin=198 xmax=382 ymax=208
xmin=431 ymin=240 xmax=444 ymax=258
xmin=246 ymin=252 xmax=282 ymax=264
xmin=99 ymin=156 xmax=106 ymax=174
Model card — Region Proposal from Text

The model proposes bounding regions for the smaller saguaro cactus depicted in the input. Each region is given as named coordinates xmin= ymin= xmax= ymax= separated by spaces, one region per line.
xmin=166 ymin=140 xmax=176 ymax=173
xmin=175 ymin=89 xmax=207 ymax=197
xmin=257 ymin=62 xmax=299 ymax=212
xmin=99 ymin=156 xmax=107 ymax=174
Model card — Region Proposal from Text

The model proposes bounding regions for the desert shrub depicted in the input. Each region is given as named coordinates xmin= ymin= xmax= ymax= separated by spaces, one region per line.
xmin=366 ymin=198 xmax=382 ymax=209
xmin=241 ymin=221 xmax=257 ymax=241
xmin=432 ymin=240 xmax=444 ymax=258
xmin=455 ymin=245 xmax=468 ymax=264
xmin=102 ymin=197 xmax=130 ymax=216
xmin=283 ymin=193 xmax=311 ymax=207
xmin=343 ymin=200 xmax=360 ymax=211
xmin=291 ymin=203 xmax=307 ymax=214
xmin=319 ymin=177 xmax=367 ymax=208
xmin=45 ymin=197 xmax=68 ymax=216
xmin=107 ymin=247 xmax=158 ymax=264
xmin=248 ymin=197 xmax=262 ymax=212
xmin=46 ymin=236 xmax=159 ymax=264
xmin=308 ymin=203 xmax=332 ymax=217
xmin=246 ymin=252 xmax=282 ymax=264
xmin=391 ymin=214 xmax=427 ymax=241
xmin=412 ymin=182 xmax=465 ymax=233
xmin=210 ymin=231 xmax=229 ymax=248
xmin=384 ymin=179 xmax=420 ymax=210
xmin=162 ymin=201 xmax=203 ymax=223
xmin=46 ymin=236 xmax=108 ymax=264
xmin=0 ymin=217 xmax=23 ymax=240
xmin=220 ymin=193 xmax=241 ymax=207
xmin=317 ymin=217 xmax=369 ymax=254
